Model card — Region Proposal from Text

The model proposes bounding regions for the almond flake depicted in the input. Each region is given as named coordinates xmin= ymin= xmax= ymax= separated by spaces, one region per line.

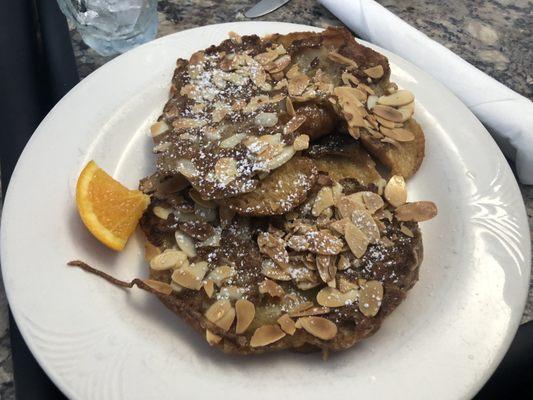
xmin=265 ymin=54 xmax=291 ymax=73
xmin=259 ymin=279 xmax=285 ymax=298
xmin=144 ymin=241 xmax=161 ymax=262
xmin=338 ymin=277 xmax=359 ymax=293
xmin=337 ymin=254 xmax=351 ymax=271
xmin=363 ymin=65 xmax=384 ymax=79
xmin=205 ymin=299 xmax=231 ymax=323
xmin=143 ymin=279 xmax=172 ymax=295
xmin=307 ymin=230 xmax=344 ymax=255
xmin=329 ymin=218 xmax=350 ymax=235
xmin=289 ymin=306 xmax=331 ymax=318
xmin=150 ymin=249 xmax=188 ymax=270
xmin=398 ymin=102 xmax=415 ymax=122
xmin=312 ymin=187 xmax=335 ymax=217
xmin=188 ymin=189 xmax=217 ymax=209
xmin=292 ymin=134 xmax=310 ymax=151
xmin=214 ymin=157 xmax=238 ymax=185
xmin=384 ymin=175 xmax=407 ymax=207
xmin=380 ymin=126 xmax=414 ymax=142
xmin=175 ymin=231 xmax=197 ymax=257
xmin=285 ymin=97 xmax=295 ymax=116
xmin=215 ymin=307 xmax=236 ymax=331
xmin=288 ymin=74 xmax=310 ymax=96
xmin=373 ymin=105 xmax=403 ymax=123
xmin=316 ymin=287 xmax=358 ymax=307
xmin=328 ymin=51 xmax=358 ymax=68
xmin=400 ymin=224 xmax=415 ymax=237
xmin=284 ymin=114 xmax=306 ymax=134
xmin=150 ymin=121 xmax=169 ymax=137
xmin=358 ymin=280 xmax=383 ymax=317
xmin=208 ymin=265 xmax=236 ymax=287
xmin=235 ymin=299 xmax=255 ymax=334
xmin=395 ymin=201 xmax=438 ymax=222
xmin=250 ymin=325 xmax=286 ymax=347
xmin=351 ymin=209 xmax=380 ymax=243
xmin=228 ymin=31 xmax=242 ymax=43
xmin=171 ymin=261 xmax=208 ymax=290
xmin=297 ymin=316 xmax=337 ymax=340
xmin=344 ymin=221 xmax=370 ymax=258
xmin=386 ymin=82 xmax=399 ymax=94
xmin=205 ymin=329 xmax=222 ymax=345
xmin=257 ymin=232 xmax=289 ymax=267
xmin=316 ymin=254 xmax=337 ymax=287
xmin=218 ymin=285 xmax=245 ymax=300
xmin=341 ymin=71 xmax=359 ymax=86
xmin=261 ymin=259 xmax=292 ymax=281
xmin=361 ymin=192 xmax=385 ymax=213
xmin=203 ymin=279 xmax=215 ymax=298
xmin=377 ymin=90 xmax=415 ymax=107
xmin=277 ymin=314 xmax=296 ymax=335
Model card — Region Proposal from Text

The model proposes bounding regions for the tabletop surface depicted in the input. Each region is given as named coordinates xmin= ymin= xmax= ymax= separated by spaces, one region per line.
xmin=0 ymin=1 xmax=531 ymax=398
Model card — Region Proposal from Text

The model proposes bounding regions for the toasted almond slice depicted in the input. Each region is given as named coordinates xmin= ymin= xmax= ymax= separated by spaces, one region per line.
xmin=351 ymin=209 xmax=380 ymax=243
xmin=175 ymin=231 xmax=197 ymax=257
xmin=312 ymin=187 xmax=335 ymax=217
xmin=344 ymin=221 xmax=370 ymax=258
xmin=289 ymin=306 xmax=331 ymax=318
xmin=316 ymin=287 xmax=358 ymax=307
xmin=288 ymin=301 xmax=313 ymax=315
xmin=250 ymin=325 xmax=286 ymax=347
xmin=189 ymin=189 xmax=217 ymax=208
xmin=203 ymin=279 xmax=215 ymax=298
xmin=316 ymin=254 xmax=337 ymax=287
xmin=307 ymin=230 xmax=344 ymax=255
xmin=348 ymin=126 xmax=360 ymax=139
xmin=285 ymin=97 xmax=295 ymax=116
xmin=228 ymin=31 xmax=242 ymax=43
xmin=329 ymin=217 xmax=350 ymax=235
xmin=358 ymin=280 xmax=384 ymax=317
xmin=266 ymin=54 xmax=291 ymax=73
xmin=144 ymin=241 xmax=161 ymax=262
xmin=400 ymin=224 xmax=415 ymax=237
xmin=171 ymin=261 xmax=208 ymax=290
xmin=205 ymin=299 xmax=231 ymax=323
xmin=377 ymin=90 xmax=415 ymax=107
xmin=380 ymin=127 xmax=415 ymax=142
xmin=395 ymin=201 xmax=438 ymax=222
xmin=153 ymin=206 xmax=172 ymax=220
xmin=386 ymin=82 xmax=398 ymax=94
xmin=293 ymin=134 xmax=310 ymax=151
xmin=366 ymin=95 xmax=378 ymax=110
xmin=338 ymin=277 xmax=359 ymax=293
xmin=328 ymin=51 xmax=358 ymax=68
xmin=259 ymin=279 xmax=285 ymax=298
xmin=373 ymin=105 xmax=403 ymax=123
xmin=297 ymin=316 xmax=337 ymax=340
xmin=265 ymin=146 xmax=296 ymax=170
xmin=235 ymin=299 xmax=255 ymax=334
xmin=218 ymin=285 xmax=245 ymax=300
xmin=208 ymin=265 xmax=236 ymax=287
xmin=337 ymin=254 xmax=351 ymax=271
xmin=277 ymin=314 xmax=296 ymax=335
xmin=214 ymin=157 xmax=238 ymax=185
xmin=398 ymin=102 xmax=415 ymax=122
xmin=257 ymin=232 xmax=289 ymax=267
xmin=143 ymin=279 xmax=172 ymax=295
xmin=150 ymin=121 xmax=169 ymax=137
xmin=361 ymin=192 xmax=385 ymax=213
xmin=375 ymin=115 xmax=397 ymax=129
xmin=205 ymin=329 xmax=222 ymax=345
xmin=341 ymin=71 xmax=359 ymax=86
xmin=288 ymin=74 xmax=310 ymax=96
xmin=363 ymin=65 xmax=384 ymax=79
xmin=384 ymin=175 xmax=407 ymax=207
xmin=215 ymin=307 xmax=236 ymax=331
xmin=150 ymin=249 xmax=188 ymax=271
xmin=261 ymin=259 xmax=292 ymax=281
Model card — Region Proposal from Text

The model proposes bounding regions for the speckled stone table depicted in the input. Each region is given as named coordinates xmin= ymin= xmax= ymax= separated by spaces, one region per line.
xmin=0 ymin=0 xmax=531 ymax=398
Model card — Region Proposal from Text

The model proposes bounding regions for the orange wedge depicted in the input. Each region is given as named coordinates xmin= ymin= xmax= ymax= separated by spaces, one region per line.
xmin=76 ymin=160 xmax=150 ymax=251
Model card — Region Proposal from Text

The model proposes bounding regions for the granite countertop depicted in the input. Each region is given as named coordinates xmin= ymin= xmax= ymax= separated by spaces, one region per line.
xmin=0 ymin=0 xmax=531 ymax=398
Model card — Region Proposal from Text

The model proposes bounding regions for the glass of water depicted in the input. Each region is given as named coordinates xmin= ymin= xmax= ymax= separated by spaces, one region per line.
xmin=57 ymin=0 xmax=158 ymax=56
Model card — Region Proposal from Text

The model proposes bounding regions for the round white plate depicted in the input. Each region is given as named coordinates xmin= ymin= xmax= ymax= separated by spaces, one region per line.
xmin=1 ymin=22 xmax=530 ymax=400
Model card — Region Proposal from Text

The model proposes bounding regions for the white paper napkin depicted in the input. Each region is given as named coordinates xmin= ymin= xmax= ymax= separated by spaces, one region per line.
xmin=320 ymin=0 xmax=533 ymax=184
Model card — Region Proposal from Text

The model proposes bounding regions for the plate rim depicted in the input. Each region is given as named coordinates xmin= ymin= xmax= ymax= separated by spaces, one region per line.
xmin=1 ymin=20 xmax=530 ymax=400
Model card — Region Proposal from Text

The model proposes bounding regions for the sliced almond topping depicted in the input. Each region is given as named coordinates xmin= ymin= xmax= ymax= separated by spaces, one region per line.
xmin=341 ymin=71 xmax=359 ymax=86
xmin=363 ymin=65 xmax=384 ymax=79
xmin=228 ymin=31 xmax=242 ymax=43
xmin=203 ymin=279 xmax=215 ymax=298
xmin=255 ymin=112 xmax=279 ymax=128
xmin=297 ymin=316 xmax=337 ymax=340
xmin=381 ymin=136 xmax=402 ymax=149
xmin=400 ymin=224 xmax=415 ymax=237
xmin=277 ymin=314 xmax=296 ymax=335
xmin=338 ymin=277 xmax=359 ymax=293
xmin=377 ymin=90 xmax=415 ymax=107
xmin=384 ymin=175 xmax=407 ymax=207
xmin=292 ymin=134 xmax=310 ymax=151
xmin=373 ymin=104 xmax=403 ymax=123
xmin=375 ymin=115 xmax=397 ymax=129
xmin=348 ymin=126 xmax=360 ymax=139
xmin=266 ymin=54 xmax=291 ymax=73
xmin=235 ymin=299 xmax=255 ymax=334
xmin=289 ymin=306 xmax=331 ymax=318
xmin=250 ymin=325 xmax=286 ymax=347
xmin=261 ymin=259 xmax=291 ymax=281
xmin=316 ymin=287 xmax=358 ymax=307
xmin=337 ymin=254 xmax=351 ymax=271
xmin=153 ymin=205 xmax=172 ymax=220
xmin=366 ymin=95 xmax=378 ymax=110
xmin=284 ymin=114 xmax=306 ymax=134
xmin=259 ymin=278 xmax=285 ymax=298
xmin=361 ymin=192 xmax=385 ymax=213
xmin=189 ymin=189 xmax=217 ymax=209
xmin=171 ymin=261 xmax=208 ymax=290
xmin=312 ymin=187 xmax=335 ymax=217
xmin=285 ymin=97 xmax=295 ymax=116
xmin=288 ymin=74 xmax=310 ymax=96
xmin=208 ymin=265 xmax=236 ymax=287
xmin=336 ymin=195 xmax=365 ymax=218
xmin=328 ymin=51 xmax=358 ymax=68
xmin=257 ymin=232 xmax=289 ymax=267
xmin=329 ymin=217 xmax=350 ymax=235
xmin=143 ymin=279 xmax=172 ymax=295
xmin=386 ymin=82 xmax=398 ymax=94
xmin=265 ymin=146 xmax=296 ymax=170
xmin=215 ymin=306 xmax=236 ymax=331
xmin=398 ymin=102 xmax=415 ymax=122
xmin=214 ymin=157 xmax=238 ymax=185
xmin=205 ymin=329 xmax=222 ymax=345
xmin=287 ymin=301 xmax=313 ymax=315
xmin=150 ymin=249 xmax=188 ymax=271
xmin=174 ymin=231 xmax=197 ymax=257
xmin=380 ymin=126 xmax=415 ymax=142
xmin=172 ymin=118 xmax=206 ymax=130
xmin=358 ymin=280 xmax=383 ymax=317
xmin=291 ymin=266 xmax=321 ymax=290
xmin=344 ymin=221 xmax=370 ymax=258
xmin=218 ymin=285 xmax=245 ymax=300
xmin=351 ymin=209 xmax=380 ymax=243
xmin=395 ymin=201 xmax=438 ymax=222
xmin=205 ymin=299 xmax=231 ymax=323
xmin=144 ymin=241 xmax=161 ymax=262
xmin=316 ymin=255 xmax=337 ymax=286
xmin=307 ymin=230 xmax=344 ymax=255
xmin=150 ymin=121 xmax=169 ymax=137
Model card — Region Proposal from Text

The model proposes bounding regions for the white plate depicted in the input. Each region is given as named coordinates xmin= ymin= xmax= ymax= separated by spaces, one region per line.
xmin=1 ymin=22 xmax=530 ymax=400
